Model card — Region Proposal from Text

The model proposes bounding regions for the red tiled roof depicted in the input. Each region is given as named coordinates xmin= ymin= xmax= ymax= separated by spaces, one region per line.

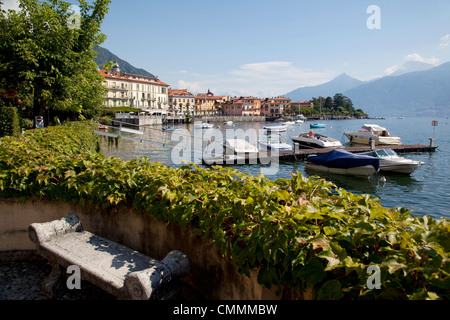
xmin=99 ymin=70 xmax=169 ymax=87
xmin=169 ymin=89 xmax=193 ymax=96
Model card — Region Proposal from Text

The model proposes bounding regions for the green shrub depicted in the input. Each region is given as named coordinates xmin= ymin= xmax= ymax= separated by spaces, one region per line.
xmin=0 ymin=107 xmax=21 ymax=137
xmin=0 ymin=122 xmax=448 ymax=300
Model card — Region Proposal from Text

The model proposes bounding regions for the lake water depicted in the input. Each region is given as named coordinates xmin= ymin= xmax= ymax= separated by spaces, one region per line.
xmin=100 ymin=117 xmax=450 ymax=220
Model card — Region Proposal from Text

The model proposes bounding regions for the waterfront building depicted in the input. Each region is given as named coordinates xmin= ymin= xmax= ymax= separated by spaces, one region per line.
xmin=289 ymin=101 xmax=314 ymax=110
xmin=194 ymin=90 xmax=230 ymax=116
xmin=168 ymin=89 xmax=195 ymax=116
xmin=222 ymin=96 xmax=261 ymax=116
xmin=100 ymin=61 xmax=170 ymax=114
xmin=260 ymin=97 xmax=292 ymax=117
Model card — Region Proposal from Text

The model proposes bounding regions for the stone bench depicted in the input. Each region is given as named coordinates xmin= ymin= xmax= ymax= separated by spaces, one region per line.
xmin=28 ymin=212 xmax=190 ymax=300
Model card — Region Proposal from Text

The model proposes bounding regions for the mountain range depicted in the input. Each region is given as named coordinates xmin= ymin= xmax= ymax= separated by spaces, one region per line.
xmin=94 ymin=46 xmax=449 ymax=117
xmin=93 ymin=46 xmax=156 ymax=78
xmin=285 ymin=61 xmax=450 ymax=117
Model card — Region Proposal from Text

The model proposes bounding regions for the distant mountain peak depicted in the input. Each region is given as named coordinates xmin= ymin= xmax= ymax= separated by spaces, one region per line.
xmin=343 ymin=61 xmax=450 ymax=117
xmin=285 ymin=73 xmax=363 ymax=101
xmin=390 ymin=60 xmax=435 ymax=77
xmin=335 ymin=72 xmax=350 ymax=78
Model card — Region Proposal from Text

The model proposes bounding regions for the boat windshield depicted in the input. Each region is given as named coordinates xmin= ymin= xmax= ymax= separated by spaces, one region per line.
xmin=376 ymin=149 xmax=398 ymax=157
xmin=384 ymin=149 xmax=398 ymax=156
xmin=376 ymin=149 xmax=389 ymax=157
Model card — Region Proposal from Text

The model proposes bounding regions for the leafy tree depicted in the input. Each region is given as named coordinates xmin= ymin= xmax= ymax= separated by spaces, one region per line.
xmin=310 ymin=94 xmax=366 ymax=117
xmin=0 ymin=0 xmax=111 ymax=123
xmin=323 ymin=97 xmax=333 ymax=111
xmin=102 ymin=61 xmax=115 ymax=71
xmin=333 ymin=93 xmax=345 ymax=111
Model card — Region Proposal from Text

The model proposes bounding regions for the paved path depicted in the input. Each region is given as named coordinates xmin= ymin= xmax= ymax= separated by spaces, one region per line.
xmin=1 ymin=260 xmax=115 ymax=300
xmin=0 ymin=260 xmax=201 ymax=300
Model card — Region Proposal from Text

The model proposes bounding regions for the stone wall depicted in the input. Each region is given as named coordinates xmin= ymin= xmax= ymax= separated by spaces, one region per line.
xmin=0 ymin=197 xmax=279 ymax=300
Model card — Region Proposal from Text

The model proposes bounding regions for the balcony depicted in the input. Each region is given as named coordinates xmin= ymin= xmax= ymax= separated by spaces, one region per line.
xmin=108 ymin=85 xmax=127 ymax=91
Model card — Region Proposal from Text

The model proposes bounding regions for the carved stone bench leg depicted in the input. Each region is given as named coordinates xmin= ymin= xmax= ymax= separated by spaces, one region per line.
xmin=42 ymin=264 xmax=65 ymax=300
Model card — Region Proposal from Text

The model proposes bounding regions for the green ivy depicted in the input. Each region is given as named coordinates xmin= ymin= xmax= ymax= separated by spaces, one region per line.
xmin=0 ymin=122 xmax=448 ymax=300
xmin=0 ymin=107 xmax=21 ymax=137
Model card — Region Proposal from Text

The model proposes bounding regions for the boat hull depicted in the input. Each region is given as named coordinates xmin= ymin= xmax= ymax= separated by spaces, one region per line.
xmin=379 ymin=161 xmax=424 ymax=174
xmin=225 ymin=139 xmax=259 ymax=154
xmin=291 ymin=135 xmax=343 ymax=149
xmin=310 ymin=123 xmax=326 ymax=128
xmin=264 ymin=125 xmax=287 ymax=132
xmin=259 ymin=142 xmax=293 ymax=152
xmin=305 ymin=163 xmax=377 ymax=177
xmin=344 ymin=133 xmax=401 ymax=145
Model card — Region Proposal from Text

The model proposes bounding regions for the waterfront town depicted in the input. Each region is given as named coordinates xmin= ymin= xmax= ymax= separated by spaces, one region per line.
xmin=101 ymin=61 xmax=314 ymax=119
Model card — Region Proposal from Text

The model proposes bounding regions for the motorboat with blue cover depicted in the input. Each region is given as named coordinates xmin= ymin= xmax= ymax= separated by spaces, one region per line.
xmin=305 ymin=149 xmax=380 ymax=176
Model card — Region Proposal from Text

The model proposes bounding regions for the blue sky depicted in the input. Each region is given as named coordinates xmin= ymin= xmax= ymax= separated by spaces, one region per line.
xmin=4 ymin=0 xmax=450 ymax=97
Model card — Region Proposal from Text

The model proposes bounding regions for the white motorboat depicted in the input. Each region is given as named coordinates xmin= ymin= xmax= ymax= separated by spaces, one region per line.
xmin=162 ymin=126 xmax=183 ymax=131
xmin=344 ymin=124 xmax=402 ymax=145
xmin=295 ymin=119 xmax=304 ymax=124
xmin=295 ymin=114 xmax=307 ymax=121
xmin=194 ymin=122 xmax=214 ymax=129
xmin=359 ymin=148 xmax=425 ymax=174
xmin=224 ymin=121 xmax=235 ymax=126
xmin=259 ymin=135 xmax=293 ymax=152
xmin=282 ymin=121 xmax=296 ymax=126
xmin=263 ymin=125 xmax=287 ymax=132
xmin=291 ymin=132 xmax=343 ymax=149
xmin=203 ymin=154 xmax=246 ymax=166
xmin=225 ymin=138 xmax=259 ymax=154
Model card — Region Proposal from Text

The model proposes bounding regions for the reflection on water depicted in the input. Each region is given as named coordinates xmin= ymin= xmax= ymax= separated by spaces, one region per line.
xmin=100 ymin=118 xmax=450 ymax=220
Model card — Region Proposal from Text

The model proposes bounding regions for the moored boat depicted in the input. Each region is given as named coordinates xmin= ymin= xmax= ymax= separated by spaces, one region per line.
xmin=305 ymin=149 xmax=380 ymax=177
xmin=259 ymin=135 xmax=293 ymax=152
xmin=162 ymin=126 xmax=183 ymax=131
xmin=310 ymin=123 xmax=326 ymax=128
xmin=291 ymin=131 xmax=343 ymax=149
xmin=359 ymin=148 xmax=424 ymax=174
xmin=194 ymin=122 xmax=214 ymax=129
xmin=225 ymin=138 xmax=259 ymax=154
xmin=263 ymin=125 xmax=287 ymax=132
xmin=344 ymin=124 xmax=401 ymax=145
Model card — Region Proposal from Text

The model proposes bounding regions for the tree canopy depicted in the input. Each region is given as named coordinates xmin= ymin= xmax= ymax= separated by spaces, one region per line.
xmin=0 ymin=0 xmax=111 ymax=122
xmin=310 ymin=94 xmax=367 ymax=117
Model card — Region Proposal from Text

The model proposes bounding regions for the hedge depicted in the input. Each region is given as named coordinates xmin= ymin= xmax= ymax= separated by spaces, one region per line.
xmin=0 ymin=106 xmax=21 ymax=137
xmin=0 ymin=122 xmax=449 ymax=300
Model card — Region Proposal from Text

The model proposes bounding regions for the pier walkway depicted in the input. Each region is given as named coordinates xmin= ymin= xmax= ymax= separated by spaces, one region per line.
xmin=203 ymin=144 xmax=437 ymax=165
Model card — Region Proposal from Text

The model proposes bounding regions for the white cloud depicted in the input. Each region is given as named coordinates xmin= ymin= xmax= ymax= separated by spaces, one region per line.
xmin=177 ymin=80 xmax=203 ymax=94
xmin=1 ymin=0 xmax=20 ymax=11
xmin=404 ymin=53 xmax=440 ymax=65
xmin=173 ymin=62 xmax=336 ymax=98
xmin=384 ymin=64 xmax=402 ymax=75
xmin=385 ymin=53 xmax=440 ymax=75
xmin=179 ymin=70 xmax=188 ymax=74
xmin=439 ymin=34 xmax=450 ymax=48
xmin=227 ymin=61 xmax=335 ymax=97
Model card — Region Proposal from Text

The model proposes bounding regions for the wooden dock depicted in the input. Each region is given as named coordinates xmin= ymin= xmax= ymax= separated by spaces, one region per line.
xmin=203 ymin=144 xmax=438 ymax=165
xmin=289 ymin=144 xmax=438 ymax=161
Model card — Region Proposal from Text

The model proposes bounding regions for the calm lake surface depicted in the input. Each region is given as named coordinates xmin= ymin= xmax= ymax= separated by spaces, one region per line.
xmin=100 ymin=117 xmax=450 ymax=220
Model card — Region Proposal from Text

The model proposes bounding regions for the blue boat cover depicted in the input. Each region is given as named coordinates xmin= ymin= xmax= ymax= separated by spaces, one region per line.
xmin=307 ymin=149 xmax=380 ymax=170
